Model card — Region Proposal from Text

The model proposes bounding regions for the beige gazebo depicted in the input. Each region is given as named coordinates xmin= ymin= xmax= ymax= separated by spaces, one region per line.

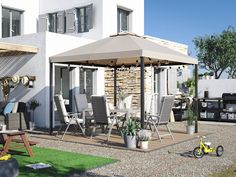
xmin=50 ymin=32 xmax=197 ymax=131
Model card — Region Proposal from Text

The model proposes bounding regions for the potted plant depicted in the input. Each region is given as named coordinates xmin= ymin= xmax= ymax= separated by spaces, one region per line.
xmin=137 ymin=129 xmax=152 ymax=149
xmin=28 ymin=99 xmax=41 ymax=130
xmin=121 ymin=119 xmax=139 ymax=148
xmin=186 ymin=106 xmax=195 ymax=134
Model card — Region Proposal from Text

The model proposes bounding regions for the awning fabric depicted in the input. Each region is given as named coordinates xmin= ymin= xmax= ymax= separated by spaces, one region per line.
xmin=50 ymin=32 xmax=197 ymax=67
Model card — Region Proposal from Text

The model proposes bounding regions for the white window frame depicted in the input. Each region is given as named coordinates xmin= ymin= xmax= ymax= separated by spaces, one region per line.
xmin=117 ymin=8 xmax=131 ymax=33
xmin=2 ymin=6 xmax=23 ymax=38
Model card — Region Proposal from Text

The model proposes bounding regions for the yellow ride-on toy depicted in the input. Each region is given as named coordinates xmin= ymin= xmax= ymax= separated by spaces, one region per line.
xmin=193 ymin=136 xmax=224 ymax=158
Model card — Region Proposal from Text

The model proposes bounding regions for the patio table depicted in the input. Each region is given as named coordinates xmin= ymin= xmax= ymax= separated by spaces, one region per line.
xmin=110 ymin=107 xmax=136 ymax=121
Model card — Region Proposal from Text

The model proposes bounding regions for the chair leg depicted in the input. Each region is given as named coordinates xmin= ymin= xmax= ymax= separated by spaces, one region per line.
xmin=153 ymin=124 xmax=162 ymax=142
xmin=62 ymin=123 xmax=70 ymax=140
xmin=77 ymin=123 xmax=85 ymax=136
xmin=107 ymin=123 xmax=114 ymax=142
xmin=166 ymin=124 xmax=174 ymax=140
xmin=90 ymin=125 xmax=96 ymax=139
xmin=56 ymin=125 xmax=63 ymax=137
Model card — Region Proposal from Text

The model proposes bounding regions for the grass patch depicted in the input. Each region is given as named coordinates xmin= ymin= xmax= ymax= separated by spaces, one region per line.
xmin=209 ymin=162 xmax=236 ymax=177
xmin=7 ymin=145 xmax=116 ymax=177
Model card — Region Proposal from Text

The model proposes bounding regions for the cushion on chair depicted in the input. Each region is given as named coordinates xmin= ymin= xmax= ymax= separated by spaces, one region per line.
xmin=3 ymin=102 xmax=15 ymax=116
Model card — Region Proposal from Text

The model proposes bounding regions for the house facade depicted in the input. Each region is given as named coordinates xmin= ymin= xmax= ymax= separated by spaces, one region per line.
xmin=0 ymin=0 xmax=189 ymax=128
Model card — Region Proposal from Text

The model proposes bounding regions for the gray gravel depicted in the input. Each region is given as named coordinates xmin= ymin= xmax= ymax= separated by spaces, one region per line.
xmin=34 ymin=122 xmax=236 ymax=177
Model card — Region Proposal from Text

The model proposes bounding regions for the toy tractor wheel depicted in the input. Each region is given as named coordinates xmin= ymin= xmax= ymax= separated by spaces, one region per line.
xmin=216 ymin=145 xmax=224 ymax=157
xmin=193 ymin=147 xmax=204 ymax=158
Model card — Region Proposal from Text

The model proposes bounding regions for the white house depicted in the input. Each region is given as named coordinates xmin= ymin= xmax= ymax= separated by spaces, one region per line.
xmin=0 ymin=0 xmax=191 ymax=129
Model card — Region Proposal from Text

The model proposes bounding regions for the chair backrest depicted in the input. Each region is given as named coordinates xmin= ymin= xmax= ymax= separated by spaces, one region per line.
xmin=145 ymin=94 xmax=153 ymax=114
xmin=74 ymin=94 xmax=88 ymax=112
xmin=91 ymin=96 xmax=109 ymax=125
xmin=118 ymin=95 xmax=133 ymax=109
xmin=159 ymin=95 xmax=175 ymax=124
xmin=54 ymin=95 xmax=69 ymax=123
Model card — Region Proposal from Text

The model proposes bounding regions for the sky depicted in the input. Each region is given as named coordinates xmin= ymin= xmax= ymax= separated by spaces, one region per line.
xmin=144 ymin=0 xmax=236 ymax=58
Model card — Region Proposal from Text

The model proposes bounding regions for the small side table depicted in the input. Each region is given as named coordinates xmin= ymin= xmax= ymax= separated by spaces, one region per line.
xmin=0 ymin=130 xmax=33 ymax=157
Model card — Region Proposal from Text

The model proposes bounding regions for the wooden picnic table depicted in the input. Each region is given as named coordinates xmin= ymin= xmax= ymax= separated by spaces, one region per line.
xmin=0 ymin=130 xmax=34 ymax=157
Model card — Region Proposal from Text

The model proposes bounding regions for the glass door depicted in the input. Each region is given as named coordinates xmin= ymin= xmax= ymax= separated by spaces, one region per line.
xmin=154 ymin=68 xmax=162 ymax=114
xmin=79 ymin=68 xmax=96 ymax=102
xmin=55 ymin=65 xmax=75 ymax=112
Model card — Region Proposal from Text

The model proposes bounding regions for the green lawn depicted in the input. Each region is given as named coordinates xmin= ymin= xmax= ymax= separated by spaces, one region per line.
xmin=209 ymin=162 xmax=236 ymax=177
xmin=6 ymin=145 xmax=117 ymax=177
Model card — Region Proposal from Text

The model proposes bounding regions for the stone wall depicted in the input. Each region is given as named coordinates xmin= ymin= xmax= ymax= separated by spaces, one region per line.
xmin=105 ymin=67 xmax=153 ymax=109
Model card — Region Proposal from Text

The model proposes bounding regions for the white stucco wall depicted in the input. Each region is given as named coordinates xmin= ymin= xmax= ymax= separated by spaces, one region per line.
xmin=102 ymin=0 xmax=144 ymax=37
xmin=39 ymin=0 xmax=144 ymax=39
xmin=198 ymin=79 xmax=236 ymax=98
xmin=0 ymin=0 xmax=39 ymax=36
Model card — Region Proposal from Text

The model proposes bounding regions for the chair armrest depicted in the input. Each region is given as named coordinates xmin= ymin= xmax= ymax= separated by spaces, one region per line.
xmin=68 ymin=112 xmax=81 ymax=118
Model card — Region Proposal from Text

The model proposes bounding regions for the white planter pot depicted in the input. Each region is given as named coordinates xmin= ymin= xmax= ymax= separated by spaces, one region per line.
xmin=140 ymin=141 xmax=149 ymax=149
xmin=124 ymin=135 xmax=137 ymax=148
xmin=186 ymin=125 xmax=195 ymax=134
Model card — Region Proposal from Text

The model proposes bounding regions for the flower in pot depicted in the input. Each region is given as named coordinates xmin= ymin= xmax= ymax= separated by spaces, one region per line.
xmin=121 ymin=119 xmax=139 ymax=148
xmin=137 ymin=129 xmax=152 ymax=149
xmin=28 ymin=99 xmax=41 ymax=130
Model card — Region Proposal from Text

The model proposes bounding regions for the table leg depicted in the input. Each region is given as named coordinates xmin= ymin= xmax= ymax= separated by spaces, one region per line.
xmin=20 ymin=134 xmax=34 ymax=157
xmin=2 ymin=135 xmax=13 ymax=154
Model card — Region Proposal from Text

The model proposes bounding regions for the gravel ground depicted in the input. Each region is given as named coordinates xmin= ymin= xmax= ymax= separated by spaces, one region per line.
xmin=34 ymin=122 xmax=236 ymax=177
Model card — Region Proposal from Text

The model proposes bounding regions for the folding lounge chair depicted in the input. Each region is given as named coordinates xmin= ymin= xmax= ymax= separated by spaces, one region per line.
xmin=146 ymin=95 xmax=175 ymax=142
xmin=54 ymin=94 xmax=85 ymax=140
xmin=90 ymin=96 xmax=120 ymax=142
xmin=74 ymin=94 xmax=93 ymax=123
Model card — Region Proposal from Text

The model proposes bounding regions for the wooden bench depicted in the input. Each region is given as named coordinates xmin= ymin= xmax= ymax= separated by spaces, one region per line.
xmin=0 ymin=130 xmax=34 ymax=157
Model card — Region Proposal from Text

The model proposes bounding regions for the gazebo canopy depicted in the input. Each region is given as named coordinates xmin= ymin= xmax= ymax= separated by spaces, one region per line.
xmin=50 ymin=32 xmax=197 ymax=67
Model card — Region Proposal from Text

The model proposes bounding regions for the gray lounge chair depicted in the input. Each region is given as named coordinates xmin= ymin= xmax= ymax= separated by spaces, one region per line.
xmin=146 ymin=95 xmax=175 ymax=142
xmin=90 ymin=95 xmax=120 ymax=142
xmin=54 ymin=94 xmax=85 ymax=140
xmin=74 ymin=94 xmax=89 ymax=112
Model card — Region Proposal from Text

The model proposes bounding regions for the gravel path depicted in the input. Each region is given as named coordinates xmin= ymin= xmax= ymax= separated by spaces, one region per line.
xmin=34 ymin=122 xmax=236 ymax=177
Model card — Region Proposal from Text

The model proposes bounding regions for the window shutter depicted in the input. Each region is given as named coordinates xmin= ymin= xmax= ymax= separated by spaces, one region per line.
xmin=38 ymin=14 xmax=48 ymax=32
xmin=65 ymin=8 xmax=76 ymax=33
xmin=57 ymin=11 xmax=65 ymax=33
xmin=86 ymin=4 xmax=93 ymax=30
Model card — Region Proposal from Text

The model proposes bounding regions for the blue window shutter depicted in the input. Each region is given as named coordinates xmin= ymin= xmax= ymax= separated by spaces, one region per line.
xmin=38 ymin=14 xmax=48 ymax=32
xmin=57 ymin=11 xmax=65 ymax=33
xmin=86 ymin=4 xmax=93 ymax=30
xmin=65 ymin=8 xmax=76 ymax=33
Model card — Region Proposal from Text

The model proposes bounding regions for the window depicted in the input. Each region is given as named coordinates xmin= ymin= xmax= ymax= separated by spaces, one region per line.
xmin=49 ymin=13 xmax=57 ymax=32
xmin=2 ymin=7 xmax=22 ymax=38
xmin=76 ymin=4 xmax=93 ymax=33
xmin=39 ymin=11 xmax=65 ymax=33
xmin=79 ymin=68 xmax=97 ymax=101
xmin=117 ymin=8 xmax=130 ymax=33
